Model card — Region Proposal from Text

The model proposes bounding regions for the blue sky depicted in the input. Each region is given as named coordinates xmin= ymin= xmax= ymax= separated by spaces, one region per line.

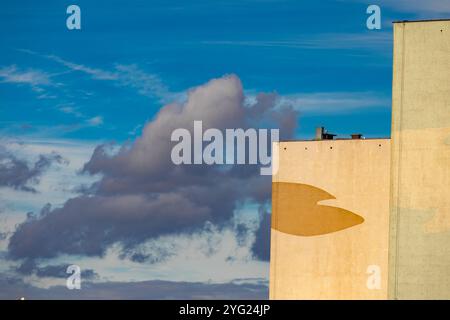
xmin=1 ymin=0 xmax=450 ymax=299
xmin=1 ymin=0 xmax=402 ymax=141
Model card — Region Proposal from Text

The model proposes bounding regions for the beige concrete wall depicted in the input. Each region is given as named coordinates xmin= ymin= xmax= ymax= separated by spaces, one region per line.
xmin=270 ymin=139 xmax=390 ymax=299
xmin=389 ymin=21 xmax=450 ymax=299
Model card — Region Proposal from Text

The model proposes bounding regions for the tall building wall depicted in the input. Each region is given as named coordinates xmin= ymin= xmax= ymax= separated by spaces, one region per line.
xmin=389 ymin=20 xmax=450 ymax=299
xmin=270 ymin=139 xmax=390 ymax=299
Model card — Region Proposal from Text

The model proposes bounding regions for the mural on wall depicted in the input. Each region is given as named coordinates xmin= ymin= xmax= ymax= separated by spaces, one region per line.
xmin=272 ymin=182 xmax=364 ymax=236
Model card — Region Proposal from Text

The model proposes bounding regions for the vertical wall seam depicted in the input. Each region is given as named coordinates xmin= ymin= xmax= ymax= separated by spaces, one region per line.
xmin=394 ymin=23 xmax=406 ymax=299
xmin=271 ymin=144 xmax=279 ymax=299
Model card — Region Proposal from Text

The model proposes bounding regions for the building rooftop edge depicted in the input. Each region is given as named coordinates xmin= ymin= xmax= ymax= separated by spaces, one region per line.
xmin=393 ymin=19 xmax=450 ymax=24
xmin=277 ymin=137 xmax=390 ymax=143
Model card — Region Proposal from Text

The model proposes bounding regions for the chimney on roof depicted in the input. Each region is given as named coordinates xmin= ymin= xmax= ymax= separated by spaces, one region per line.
xmin=315 ymin=127 xmax=336 ymax=140
xmin=351 ymin=134 xmax=364 ymax=139
xmin=315 ymin=127 xmax=325 ymax=140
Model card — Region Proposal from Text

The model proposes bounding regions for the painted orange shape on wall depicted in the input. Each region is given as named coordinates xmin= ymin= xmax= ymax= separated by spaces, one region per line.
xmin=272 ymin=182 xmax=364 ymax=236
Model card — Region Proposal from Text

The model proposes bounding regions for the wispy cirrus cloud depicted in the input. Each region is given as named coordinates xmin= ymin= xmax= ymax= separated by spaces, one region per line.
xmin=203 ymin=31 xmax=392 ymax=52
xmin=351 ymin=0 xmax=450 ymax=15
xmin=46 ymin=54 xmax=117 ymax=81
xmin=277 ymin=91 xmax=390 ymax=114
xmin=57 ymin=105 xmax=83 ymax=118
xmin=86 ymin=116 xmax=103 ymax=127
xmin=0 ymin=65 xmax=53 ymax=93
xmin=114 ymin=64 xmax=174 ymax=102
xmin=244 ymin=90 xmax=390 ymax=115
xmin=19 ymin=50 xmax=176 ymax=103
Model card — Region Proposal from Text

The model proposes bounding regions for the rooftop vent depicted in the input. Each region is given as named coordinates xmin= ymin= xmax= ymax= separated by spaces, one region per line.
xmin=351 ymin=134 xmax=364 ymax=139
xmin=315 ymin=127 xmax=336 ymax=140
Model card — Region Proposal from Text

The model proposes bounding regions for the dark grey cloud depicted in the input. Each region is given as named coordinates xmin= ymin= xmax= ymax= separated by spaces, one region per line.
xmin=8 ymin=75 xmax=297 ymax=261
xmin=0 ymin=275 xmax=268 ymax=300
xmin=0 ymin=147 xmax=65 ymax=192
xmin=15 ymin=260 xmax=98 ymax=280
xmin=0 ymin=232 xmax=7 ymax=240
xmin=119 ymin=242 xmax=175 ymax=264
xmin=251 ymin=211 xmax=271 ymax=261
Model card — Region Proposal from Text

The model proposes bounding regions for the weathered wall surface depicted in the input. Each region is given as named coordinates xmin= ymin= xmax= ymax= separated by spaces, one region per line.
xmin=389 ymin=21 xmax=450 ymax=299
xmin=270 ymin=139 xmax=390 ymax=299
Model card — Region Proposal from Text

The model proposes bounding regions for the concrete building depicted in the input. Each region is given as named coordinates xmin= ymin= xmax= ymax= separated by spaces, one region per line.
xmin=389 ymin=19 xmax=450 ymax=299
xmin=270 ymin=19 xmax=450 ymax=300
xmin=270 ymin=137 xmax=391 ymax=299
